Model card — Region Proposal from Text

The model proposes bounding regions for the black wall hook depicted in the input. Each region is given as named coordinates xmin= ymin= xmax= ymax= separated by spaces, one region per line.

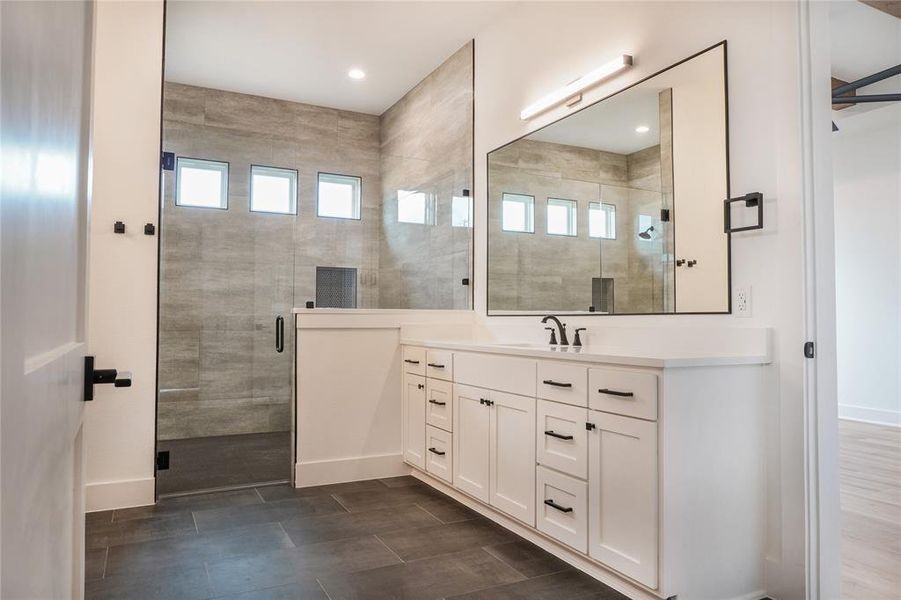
xmin=84 ymin=356 xmax=132 ymax=401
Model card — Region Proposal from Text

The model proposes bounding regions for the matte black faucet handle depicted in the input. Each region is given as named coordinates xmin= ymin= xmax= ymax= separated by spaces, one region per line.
xmin=544 ymin=327 xmax=558 ymax=345
xmin=573 ymin=328 xmax=586 ymax=347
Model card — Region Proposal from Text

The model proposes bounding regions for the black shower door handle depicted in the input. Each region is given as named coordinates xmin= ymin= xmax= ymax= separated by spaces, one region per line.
xmin=275 ymin=316 xmax=285 ymax=353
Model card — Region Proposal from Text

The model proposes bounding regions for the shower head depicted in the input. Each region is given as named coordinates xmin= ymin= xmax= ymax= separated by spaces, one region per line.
xmin=638 ymin=225 xmax=655 ymax=240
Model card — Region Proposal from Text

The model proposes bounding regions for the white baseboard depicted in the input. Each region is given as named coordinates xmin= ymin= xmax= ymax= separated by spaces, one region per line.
xmin=838 ymin=404 xmax=901 ymax=427
xmin=294 ymin=453 xmax=409 ymax=487
xmin=86 ymin=477 xmax=155 ymax=512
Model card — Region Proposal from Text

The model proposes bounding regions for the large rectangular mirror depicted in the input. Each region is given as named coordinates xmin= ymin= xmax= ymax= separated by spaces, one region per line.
xmin=487 ymin=42 xmax=729 ymax=315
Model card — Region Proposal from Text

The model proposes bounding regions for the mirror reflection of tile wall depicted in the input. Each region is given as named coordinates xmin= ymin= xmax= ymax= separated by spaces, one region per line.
xmin=158 ymin=43 xmax=473 ymax=441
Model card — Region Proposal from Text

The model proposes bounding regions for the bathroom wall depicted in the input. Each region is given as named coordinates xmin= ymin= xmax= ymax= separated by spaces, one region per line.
xmin=834 ymin=103 xmax=901 ymax=426
xmin=487 ymin=138 xmax=667 ymax=313
xmin=379 ymin=42 xmax=474 ymax=309
xmin=158 ymin=83 xmax=381 ymax=439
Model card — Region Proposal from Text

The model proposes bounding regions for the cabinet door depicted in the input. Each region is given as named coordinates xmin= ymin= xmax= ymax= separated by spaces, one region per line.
xmin=587 ymin=412 xmax=658 ymax=588
xmin=402 ymin=373 xmax=426 ymax=469
xmin=453 ymin=384 xmax=490 ymax=502
xmin=425 ymin=425 xmax=452 ymax=484
xmin=489 ymin=390 xmax=536 ymax=526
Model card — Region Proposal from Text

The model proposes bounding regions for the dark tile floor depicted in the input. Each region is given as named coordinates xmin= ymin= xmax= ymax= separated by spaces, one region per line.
xmin=85 ymin=476 xmax=628 ymax=600
xmin=156 ymin=432 xmax=292 ymax=495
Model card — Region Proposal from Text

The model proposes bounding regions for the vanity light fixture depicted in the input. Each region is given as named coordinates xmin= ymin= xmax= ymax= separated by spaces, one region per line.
xmin=348 ymin=68 xmax=366 ymax=80
xmin=520 ymin=54 xmax=633 ymax=120
xmin=635 ymin=125 xmax=650 ymax=133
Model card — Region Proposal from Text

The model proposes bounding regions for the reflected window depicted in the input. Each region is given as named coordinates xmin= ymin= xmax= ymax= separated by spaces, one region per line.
xmin=452 ymin=195 xmax=473 ymax=227
xmin=317 ymin=173 xmax=361 ymax=219
xmin=176 ymin=157 xmax=228 ymax=209
xmin=398 ymin=190 xmax=435 ymax=224
xmin=547 ymin=198 xmax=577 ymax=237
xmin=502 ymin=193 xmax=534 ymax=233
xmin=251 ymin=165 xmax=297 ymax=214
xmin=589 ymin=202 xmax=616 ymax=239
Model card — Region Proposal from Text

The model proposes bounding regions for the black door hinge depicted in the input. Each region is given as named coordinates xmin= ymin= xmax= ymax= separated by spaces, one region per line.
xmin=156 ymin=451 xmax=170 ymax=471
xmin=804 ymin=341 xmax=815 ymax=359
xmin=660 ymin=208 xmax=670 ymax=222
xmin=585 ymin=422 xmax=596 ymax=431
xmin=161 ymin=151 xmax=175 ymax=171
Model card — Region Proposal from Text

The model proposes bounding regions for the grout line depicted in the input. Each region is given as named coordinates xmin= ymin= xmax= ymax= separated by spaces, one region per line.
xmin=373 ymin=534 xmax=405 ymax=564
xmin=330 ymin=493 xmax=350 ymax=513
xmin=254 ymin=487 xmax=266 ymax=503
xmin=191 ymin=510 xmax=199 ymax=533
xmin=414 ymin=502 xmax=449 ymax=525
xmin=316 ymin=578 xmax=334 ymax=600
xmin=202 ymin=562 xmax=214 ymax=597
xmin=101 ymin=546 xmax=109 ymax=579
xmin=480 ymin=542 xmax=530 ymax=579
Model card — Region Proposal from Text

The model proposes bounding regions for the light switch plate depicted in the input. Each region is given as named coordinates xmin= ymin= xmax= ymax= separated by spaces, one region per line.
xmin=735 ymin=286 xmax=751 ymax=318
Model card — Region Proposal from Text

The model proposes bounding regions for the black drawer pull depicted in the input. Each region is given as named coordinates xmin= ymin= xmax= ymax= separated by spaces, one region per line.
xmin=404 ymin=359 xmax=420 ymax=364
xmin=544 ymin=499 xmax=573 ymax=513
xmin=427 ymin=363 xmax=445 ymax=369
xmin=598 ymin=388 xmax=634 ymax=398
xmin=417 ymin=384 xmax=424 ymax=390
xmin=544 ymin=430 xmax=574 ymax=440
xmin=542 ymin=379 xmax=572 ymax=388
xmin=428 ymin=399 xmax=446 ymax=406
xmin=428 ymin=447 xmax=446 ymax=456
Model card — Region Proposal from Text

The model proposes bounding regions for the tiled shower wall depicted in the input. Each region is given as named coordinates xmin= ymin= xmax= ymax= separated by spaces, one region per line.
xmin=158 ymin=84 xmax=381 ymax=440
xmin=158 ymin=42 xmax=473 ymax=440
xmin=487 ymin=138 xmax=670 ymax=313
xmin=378 ymin=42 xmax=474 ymax=309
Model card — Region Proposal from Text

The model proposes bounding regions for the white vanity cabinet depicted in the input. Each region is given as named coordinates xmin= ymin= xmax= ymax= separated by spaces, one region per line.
xmin=452 ymin=384 xmax=536 ymax=525
xmin=400 ymin=340 xmax=768 ymax=600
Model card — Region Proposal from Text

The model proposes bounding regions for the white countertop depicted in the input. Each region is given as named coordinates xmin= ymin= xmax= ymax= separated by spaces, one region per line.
xmin=399 ymin=338 xmax=771 ymax=368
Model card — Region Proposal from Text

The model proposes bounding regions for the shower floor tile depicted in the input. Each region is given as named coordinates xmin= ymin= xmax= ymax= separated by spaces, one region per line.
xmin=156 ymin=431 xmax=291 ymax=496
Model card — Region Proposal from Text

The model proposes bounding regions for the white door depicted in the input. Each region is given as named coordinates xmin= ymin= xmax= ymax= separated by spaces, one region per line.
xmin=453 ymin=384 xmax=490 ymax=502
xmin=489 ymin=390 xmax=536 ymax=526
xmin=402 ymin=373 xmax=426 ymax=469
xmin=1 ymin=2 xmax=94 ymax=598
xmin=587 ymin=412 xmax=658 ymax=588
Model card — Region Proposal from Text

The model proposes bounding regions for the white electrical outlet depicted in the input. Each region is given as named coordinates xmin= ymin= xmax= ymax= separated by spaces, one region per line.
xmin=735 ymin=286 xmax=751 ymax=317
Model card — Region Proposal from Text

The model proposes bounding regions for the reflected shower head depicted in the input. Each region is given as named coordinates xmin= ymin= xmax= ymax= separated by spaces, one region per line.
xmin=638 ymin=225 xmax=655 ymax=240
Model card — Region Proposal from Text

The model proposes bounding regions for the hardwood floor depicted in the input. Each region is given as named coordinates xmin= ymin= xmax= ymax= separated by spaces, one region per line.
xmin=840 ymin=419 xmax=901 ymax=600
xmin=85 ymin=476 xmax=627 ymax=599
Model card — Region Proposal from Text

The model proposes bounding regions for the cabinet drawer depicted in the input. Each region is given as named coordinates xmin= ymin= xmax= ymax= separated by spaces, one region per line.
xmin=589 ymin=368 xmax=658 ymax=421
xmin=536 ymin=466 xmax=587 ymax=553
xmin=403 ymin=346 xmax=426 ymax=376
xmin=537 ymin=400 xmax=588 ymax=479
xmin=426 ymin=349 xmax=453 ymax=381
xmin=454 ymin=352 xmax=536 ymax=397
xmin=426 ymin=426 xmax=452 ymax=484
xmin=426 ymin=379 xmax=453 ymax=432
xmin=537 ymin=361 xmax=587 ymax=407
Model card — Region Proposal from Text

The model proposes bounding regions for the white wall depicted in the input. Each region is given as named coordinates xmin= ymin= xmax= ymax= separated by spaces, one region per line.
xmin=834 ymin=103 xmax=901 ymax=426
xmin=472 ymin=3 xmax=809 ymax=597
xmin=85 ymin=0 xmax=164 ymax=511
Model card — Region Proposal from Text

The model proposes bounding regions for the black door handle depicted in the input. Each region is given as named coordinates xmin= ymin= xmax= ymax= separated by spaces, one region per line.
xmin=275 ymin=316 xmax=284 ymax=353
xmin=404 ymin=359 xmax=420 ymax=364
xmin=542 ymin=379 xmax=572 ymax=388
xmin=543 ymin=499 xmax=573 ymax=513
xmin=427 ymin=363 xmax=445 ymax=369
xmin=428 ymin=447 xmax=446 ymax=456
xmin=417 ymin=384 xmax=425 ymax=390
xmin=544 ymin=430 xmax=574 ymax=440
xmin=428 ymin=399 xmax=446 ymax=406
xmin=84 ymin=356 xmax=132 ymax=402
xmin=598 ymin=388 xmax=634 ymax=397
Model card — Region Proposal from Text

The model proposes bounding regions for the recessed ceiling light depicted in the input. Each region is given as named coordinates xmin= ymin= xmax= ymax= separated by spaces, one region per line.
xmin=635 ymin=125 xmax=650 ymax=133
xmin=348 ymin=68 xmax=366 ymax=80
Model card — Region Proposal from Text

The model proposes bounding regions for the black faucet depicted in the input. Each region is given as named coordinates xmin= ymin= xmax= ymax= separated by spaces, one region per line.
xmin=540 ymin=315 xmax=569 ymax=346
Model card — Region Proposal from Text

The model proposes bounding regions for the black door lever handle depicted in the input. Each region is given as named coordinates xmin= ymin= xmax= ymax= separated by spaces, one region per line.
xmin=84 ymin=356 xmax=132 ymax=401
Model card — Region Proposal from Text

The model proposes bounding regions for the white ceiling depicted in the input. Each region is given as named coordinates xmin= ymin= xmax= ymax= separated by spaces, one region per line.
xmin=527 ymin=85 xmax=661 ymax=155
xmin=831 ymin=1 xmax=901 ymax=124
xmin=164 ymin=1 xmax=512 ymax=115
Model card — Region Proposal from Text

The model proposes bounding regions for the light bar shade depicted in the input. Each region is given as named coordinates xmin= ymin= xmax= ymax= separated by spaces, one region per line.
xmin=520 ymin=54 xmax=633 ymax=120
